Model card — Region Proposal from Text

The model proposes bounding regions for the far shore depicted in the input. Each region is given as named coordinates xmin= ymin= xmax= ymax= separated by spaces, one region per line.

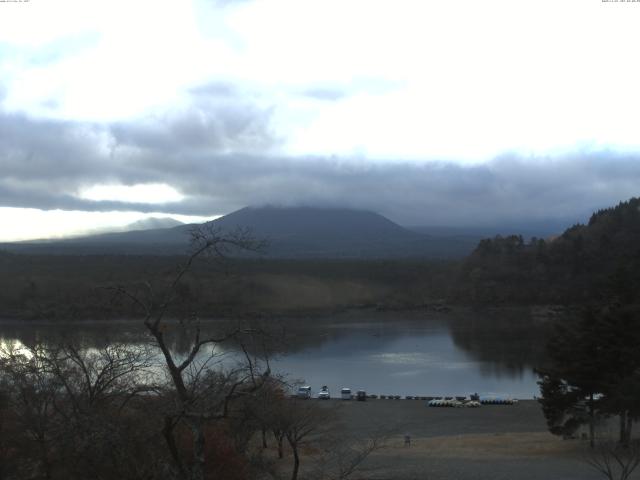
xmin=0 ymin=302 xmax=575 ymax=325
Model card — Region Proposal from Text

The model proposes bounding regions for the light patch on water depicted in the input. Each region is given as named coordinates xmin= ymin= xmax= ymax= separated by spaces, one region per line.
xmin=390 ymin=370 xmax=423 ymax=377
xmin=372 ymin=352 xmax=478 ymax=371
xmin=369 ymin=352 xmax=437 ymax=365
xmin=441 ymin=361 xmax=478 ymax=370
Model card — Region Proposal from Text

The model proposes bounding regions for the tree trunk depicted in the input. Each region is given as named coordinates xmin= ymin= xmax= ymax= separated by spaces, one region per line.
xmin=189 ymin=419 xmax=206 ymax=480
xmin=589 ymin=393 xmax=595 ymax=449
xmin=163 ymin=416 xmax=186 ymax=478
xmin=262 ymin=427 xmax=268 ymax=449
xmin=624 ymin=412 xmax=632 ymax=446
xmin=274 ymin=431 xmax=284 ymax=459
xmin=37 ymin=436 xmax=52 ymax=480
xmin=290 ymin=444 xmax=300 ymax=480
xmin=620 ymin=411 xmax=628 ymax=446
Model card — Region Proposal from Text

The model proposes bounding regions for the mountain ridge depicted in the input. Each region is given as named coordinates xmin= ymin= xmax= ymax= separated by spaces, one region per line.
xmin=0 ymin=206 xmax=476 ymax=258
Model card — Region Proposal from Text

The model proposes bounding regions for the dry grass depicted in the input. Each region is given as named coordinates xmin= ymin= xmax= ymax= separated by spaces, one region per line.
xmin=377 ymin=432 xmax=583 ymax=460
xmin=251 ymin=273 xmax=386 ymax=311
xmin=258 ymin=428 xmax=593 ymax=479
xmin=267 ymin=432 xmax=585 ymax=467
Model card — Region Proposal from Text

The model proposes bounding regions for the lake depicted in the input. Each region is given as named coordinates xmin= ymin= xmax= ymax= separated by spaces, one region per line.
xmin=0 ymin=309 xmax=546 ymax=399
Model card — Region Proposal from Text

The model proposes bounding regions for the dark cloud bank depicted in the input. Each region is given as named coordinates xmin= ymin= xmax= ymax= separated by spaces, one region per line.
xmin=1 ymin=85 xmax=639 ymax=229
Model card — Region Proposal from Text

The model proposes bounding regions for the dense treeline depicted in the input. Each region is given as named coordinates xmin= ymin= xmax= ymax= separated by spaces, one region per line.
xmin=453 ymin=197 xmax=640 ymax=305
xmin=0 ymin=254 xmax=456 ymax=321
xmin=5 ymin=196 xmax=640 ymax=320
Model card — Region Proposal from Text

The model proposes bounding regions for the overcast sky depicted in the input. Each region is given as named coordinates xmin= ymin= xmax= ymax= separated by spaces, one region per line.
xmin=1 ymin=0 xmax=640 ymax=241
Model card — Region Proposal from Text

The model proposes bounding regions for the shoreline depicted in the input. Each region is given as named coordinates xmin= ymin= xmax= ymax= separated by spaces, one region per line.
xmin=292 ymin=399 xmax=631 ymax=480
xmin=0 ymin=302 xmax=572 ymax=325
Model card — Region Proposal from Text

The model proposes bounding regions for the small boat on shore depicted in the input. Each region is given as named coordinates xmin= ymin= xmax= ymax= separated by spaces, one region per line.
xmin=479 ymin=396 xmax=518 ymax=405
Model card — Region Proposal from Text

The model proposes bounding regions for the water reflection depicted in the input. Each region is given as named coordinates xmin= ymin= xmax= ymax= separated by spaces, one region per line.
xmin=270 ymin=314 xmax=542 ymax=398
xmin=0 ymin=310 xmax=546 ymax=398
xmin=447 ymin=309 xmax=548 ymax=378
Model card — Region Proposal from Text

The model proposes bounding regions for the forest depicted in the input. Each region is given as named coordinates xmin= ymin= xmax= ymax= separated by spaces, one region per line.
xmin=0 ymin=253 xmax=456 ymax=321
xmin=453 ymin=197 xmax=640 ymax=306
xmin=3 ymin=198 xmax=640 ymax=322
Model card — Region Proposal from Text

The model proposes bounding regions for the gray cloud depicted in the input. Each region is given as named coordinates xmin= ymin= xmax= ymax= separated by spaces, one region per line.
xmin=24 ymin=32 xmax=102 ymax=68
xmin=189 ymin=82 xmax=238 ymax=98
xmin=208 ymin=0 xmax=253 ymax=6
xmin=301 ymin=87 xmax=348 ymax=101
xmin=1 ymin=96 xmax=640 ymax=228
xmin=110 ymin=90 xmax=276 ymax=154
xmin=299 ymin=78 xmax=402 ymax=102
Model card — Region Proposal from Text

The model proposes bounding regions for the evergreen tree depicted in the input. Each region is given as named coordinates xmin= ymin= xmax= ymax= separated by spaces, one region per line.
xmin=537 ymin=309 xmax=608 ymax=447
xmin=537 ymin=306 xmax=640 ymax=446
xmin=594 ymin=307 xmax=640 ymax=446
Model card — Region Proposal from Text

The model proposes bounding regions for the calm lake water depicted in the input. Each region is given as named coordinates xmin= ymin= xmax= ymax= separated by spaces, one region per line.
xmin=0 ymin=310 xmax=546 ymax=399
xmin=272 ymin=314 xmax=543 ymax=399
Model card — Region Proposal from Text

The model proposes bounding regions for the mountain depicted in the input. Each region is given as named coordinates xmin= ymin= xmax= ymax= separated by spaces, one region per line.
xmin=0 ymin=206 xmax=476 ymax=258
xmin=69 ymin=217 xmax=185 ymax=237
xmin=123 ymin=217 xmax=183 ymax=231
xmin=210 ymin=206 xmax=427 ymax=257
xmin=216 ymin=206 xmax=408 ymax=238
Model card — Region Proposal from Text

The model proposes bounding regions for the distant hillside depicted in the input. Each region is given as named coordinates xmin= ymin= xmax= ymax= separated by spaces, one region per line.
xmin=124 ymin=217 xmax=183 ymax=231
xmin=74 ymin=216 xmax=185 ymax=237
xmin=453 ymin=197 xmax=640 ymax=304
xmin=1 ymin=224 xmax=195 ymax=255
xmin=1 ymin=206 xmax=476 ymax=258
xmin=406 ymin=220 xmax=567 ymax=239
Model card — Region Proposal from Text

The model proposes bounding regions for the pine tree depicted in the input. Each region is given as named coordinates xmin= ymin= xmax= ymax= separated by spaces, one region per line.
xmin=536 ymin=309 xmax=608 ymax=446
xmin=537 ymin=306 xmax=640 ymax=446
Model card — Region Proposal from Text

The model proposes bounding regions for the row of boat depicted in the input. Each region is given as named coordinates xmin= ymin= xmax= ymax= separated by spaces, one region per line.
xmin=428 ymin=397 xmax=518 ymax=407
xmin=428 ymin=399 xmax=481 ymax=407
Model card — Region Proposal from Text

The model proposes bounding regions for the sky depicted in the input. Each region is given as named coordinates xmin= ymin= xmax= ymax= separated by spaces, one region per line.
xmin=1 ymin=0 xmax=640 ymax=241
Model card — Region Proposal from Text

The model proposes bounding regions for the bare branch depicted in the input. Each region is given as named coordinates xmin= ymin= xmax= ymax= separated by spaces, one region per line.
xmin=584 ymin=441 xmax=640 ymax=480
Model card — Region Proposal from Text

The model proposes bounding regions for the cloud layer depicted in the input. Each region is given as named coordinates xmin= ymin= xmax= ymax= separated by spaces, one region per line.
xmin=2 ymin=0 xmax=640 ymax=241
xmin=2 ymin=92 xmax=639 ymax=228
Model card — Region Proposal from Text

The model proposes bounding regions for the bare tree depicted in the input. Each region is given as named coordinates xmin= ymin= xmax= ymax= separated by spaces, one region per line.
xmin=584 ymin=440 xmax=640 ymax=480
xmin=110 ymin=225 xmax=271 ymax=480
xmin=0 ymin=343 xmax=61 ymax=479
xmin=0 ymin=384 xmax=19 ymax=480
xmin=0 ymin=340 xmax=160 ymax=480
xmin=279 ymin=399 xmax=332 ymax=480
xmin=41 ymin=343 xmax=155 ymax=412
xmin=311 ymin=429 xmax=390 ymax=480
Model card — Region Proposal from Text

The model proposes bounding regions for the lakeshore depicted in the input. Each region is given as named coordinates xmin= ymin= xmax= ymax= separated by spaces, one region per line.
xmin=279 ymin=399 xmax=625 ymax=480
